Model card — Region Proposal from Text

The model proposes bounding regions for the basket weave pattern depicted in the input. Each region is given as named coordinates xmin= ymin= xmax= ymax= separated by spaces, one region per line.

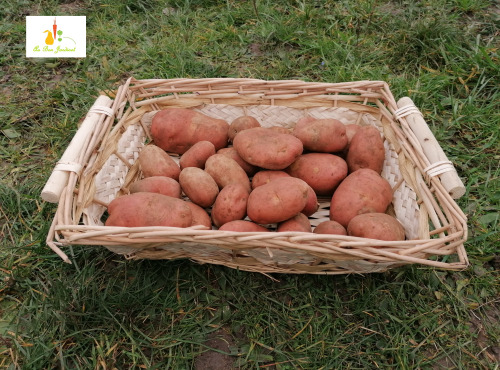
xmin=47 ymin=78 xmax=468 ymax=274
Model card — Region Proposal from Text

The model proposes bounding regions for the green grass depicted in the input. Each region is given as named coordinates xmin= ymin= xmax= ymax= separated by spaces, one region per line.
xmin=1 ymin=0 xmax=499 ymax=368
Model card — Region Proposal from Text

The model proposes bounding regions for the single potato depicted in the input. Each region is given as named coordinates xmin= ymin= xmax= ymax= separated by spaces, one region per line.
xmin=293 ymin=118 xmax=347 ymax=152
xmin=179 ymin=141 xmax=216 ymax=169
xmin=247 ymin=177 xmax=310 ymax=224
xmin=329 ymin=168 xmax=393 ymax=227
xmin=286 ymin=153 xmax=348 ymax=195
xmin=251 ymin=170 xmax=319 ymax=216
xmin=129 ymin=176 xmax=181 ymax=198
xmin=346 ymin=125 xmax=385 ymax=174
xmin=211 ymin=183 xmax=249 ymax=227
xmin=277 ymin=213 xmax=312 ymax=232
xmin=179 ymin=167 xmax=219 ymax=208
xmin=347 ymin=213 xmax=405 ymax=241
xmin=105 ymin=192 xmax=192 ymax=228
xmin=138 ymin=145 xmax=180 ymax=180
xmin=313 ymin=220 xmax=347 ymax=235
xmin=233 ymin=127 xmax=303 ymax=170
xmin=185 ymin=201 xmax=212 ymax=229
xmin=228 ymin=116 xmax=261 ymax=142
xmin=151 ymin=108 xmax=229 ymax=154
xmin=204 ymin=154 xmax=251 ymax=192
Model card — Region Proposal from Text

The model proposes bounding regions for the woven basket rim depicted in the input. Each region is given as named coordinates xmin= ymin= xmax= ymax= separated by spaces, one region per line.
xmin=45 ymin=76 xmax=469 ymax=274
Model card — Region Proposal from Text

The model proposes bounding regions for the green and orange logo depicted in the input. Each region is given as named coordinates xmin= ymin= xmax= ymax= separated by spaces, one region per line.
xmin=42 ymin=18 xmax=76 ymax=46
xmin=26 ymin=16 xmax=86 ymax=58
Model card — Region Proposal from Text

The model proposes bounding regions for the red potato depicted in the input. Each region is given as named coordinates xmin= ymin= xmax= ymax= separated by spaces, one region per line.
xmin=293 ymin=118 xmax=347 ymax=152
xmin=138 ymin=145 xmax=180 ymax=180
xmin=217 ymin=147 xmax=258 ymax=176
xmin=129 ymin=176 xmax=181 ymax=198
xmin=302 ymin=187 xmax=320 ymax=216
xmin=251 ymin=170 xmax=290 ymax=189
xmin=347 ymin=213 xmax=405 ymax=241
xmin=251 ymin=170 xmax=318 ymax=216
xmin=179 ymin=167 xmax=219 ymax=207
xmin=218 ymin=220 xmax=270 ymax=232
xmin=342 ymin=124 xmax=362 ymax=156
xmin=179 ymin=141 xmax=216 ymax=169
xmin=329 ymin=169 xmax=393 ymax=227
xmin=233 ymin=127 xmax=303 ymax=170
xmin=346 ymin=125 xmax=385 ymax=174
xmin=228 ymin=116 xmax=261 ymax=142
xmin=211 ymin=183 xmax=250 ymax=227
xmin=345 ymin=124 xmax=361 ymax=145
xmin=204 ymin=154 xmax=251 ymax=192
xmin=105 ymin=192 xmax=192 ymax=228
xmin=313 ymin=220 xmax=347 ymax=235
xmin=151 ymin=108 xmax=229 ymax=154
xmin=286 ymin=153 xmax=348 ymax=195
xmin=277 ymin=213 xmax=312 ymax=232
xmin=185 ymin=201 xmax=212 ymax=229
xmin=247 ymin=177 xmax=310 ymax=224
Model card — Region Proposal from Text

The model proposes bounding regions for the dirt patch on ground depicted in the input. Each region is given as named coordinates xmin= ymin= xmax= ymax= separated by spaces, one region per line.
xmin=194 ymin=327 xmax=235 ymax=370
xmin=248 ymin=43 xmax=264 ymax=56
xmin=58 ymin=1 xmax=85 ymax=14
xmin=469 ymin=303 xmax=500 ymax=364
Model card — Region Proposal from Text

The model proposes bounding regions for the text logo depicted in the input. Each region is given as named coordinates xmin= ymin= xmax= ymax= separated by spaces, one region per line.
xmin=26 ymin=16 xmax=86 ymax=58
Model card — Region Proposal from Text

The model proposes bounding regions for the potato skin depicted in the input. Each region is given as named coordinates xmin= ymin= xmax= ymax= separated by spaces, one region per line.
xmin=277 ymin=213 xmax=312 ymax=232
xmin=347 ymin=213 xmax=405 ymax=241
xmin=302 ymin=186 xmax=319 ymax=216
xmin=293 ymin=118 xmax=347 ymax=152
xmin=211 ymin=183 xmax=249 ymax=227
xmin=129 ymin=176 xmax=181 ymax=198
xmin=179 ymin=141 xmax=216 ymax=169
xmin=204 ymin=154 xmax=251 ymax=192
xmin=251 ymin=171 xmax=318 ymax=216
xmin=151 ymin=108 xmax=229 ymax=154
xmin=345 ymin=124 xmax=361 ymax=145
xmin=247 ymin=177 xmax=309 ymax=224
xmin=228 ymin=116 xmax=261 ymax=142
xmin=185 ymin=201 xmax=212 ymax=229
xmin=342 ymin=124 xmax=362 ymax=156
xmin=218 ymin=220 xmax=269 ymax=232
xmin=179 ymin=167 xmax=219 ymax=207
xmin=251 ymin=170 xmax=290 ymax=189
xmin=138 ymin=145 xmax=180 ymax=180
xmin=286 ymin=153 xmax=348 ymax=196
xmin=313 ymin=221 xmax=347 ymax=235
xmin=346 ymin=126 xmax=385 ymax=174
xmin=233 ymin=127 xmax=303 ymax=170
xmin=217 ymin=147 xmax=258 ymax=176
xmin=105 ymin=192 xmax=192 ymax=227
xmin=329 ymin=169 xmax=393 ymax=227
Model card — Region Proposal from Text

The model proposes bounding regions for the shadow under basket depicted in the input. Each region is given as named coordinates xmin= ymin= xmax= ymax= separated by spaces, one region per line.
xmin=43 ymin=77 xmax=468 ymax=275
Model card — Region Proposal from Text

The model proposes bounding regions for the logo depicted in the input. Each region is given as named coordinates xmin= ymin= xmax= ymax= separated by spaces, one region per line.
xmin=26 ymin=16 xmax=86 ymax=58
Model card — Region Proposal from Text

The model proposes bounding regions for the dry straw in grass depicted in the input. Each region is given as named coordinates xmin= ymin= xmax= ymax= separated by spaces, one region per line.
xmin=43 ymin=77 xmax=468 ymax=275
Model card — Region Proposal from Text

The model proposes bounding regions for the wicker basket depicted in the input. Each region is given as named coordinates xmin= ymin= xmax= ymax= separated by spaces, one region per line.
xmin=43 ymin=77 xmax=468 ymax=275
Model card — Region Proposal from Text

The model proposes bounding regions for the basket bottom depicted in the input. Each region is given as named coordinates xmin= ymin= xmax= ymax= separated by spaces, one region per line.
xmin=105 ymin=244 xmax=409 ymax=275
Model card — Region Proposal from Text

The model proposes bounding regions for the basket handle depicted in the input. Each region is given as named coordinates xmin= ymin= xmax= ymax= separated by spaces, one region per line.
xmin=41 ymin=95 xmax=114 ymax=203
xmin=396 ymin=97 xmax=465 ymax=199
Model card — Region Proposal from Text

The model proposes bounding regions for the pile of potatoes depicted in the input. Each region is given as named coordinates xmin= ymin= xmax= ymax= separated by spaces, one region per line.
xmin=105 ymin=107 xmax=406 ymax=242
